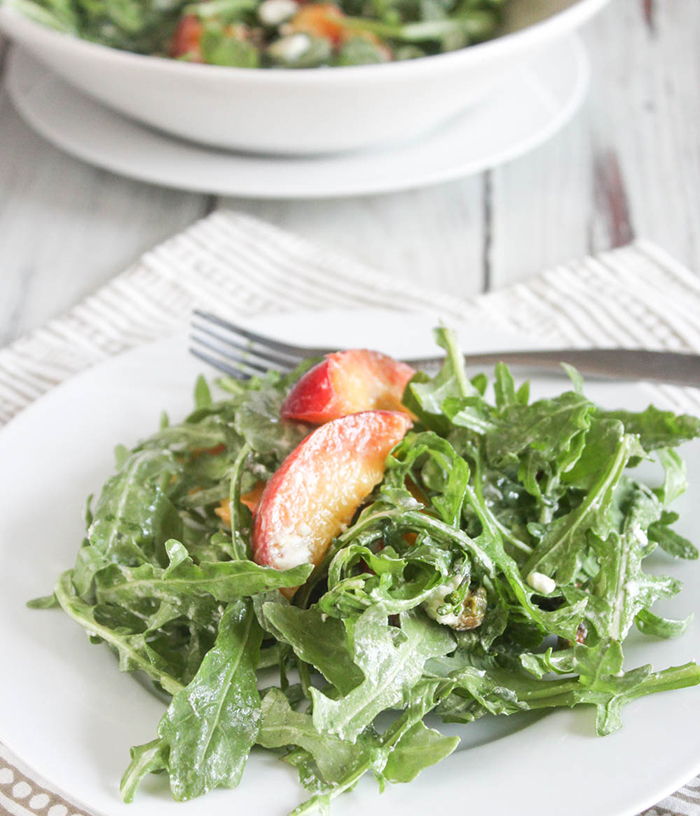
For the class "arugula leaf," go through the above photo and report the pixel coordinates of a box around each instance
[234,386,308,460]
[486,391,593,473]
[136,413,232,456]
[121,739,168,803]
[493,361,519,408]
[258,688,368,784]
[194,375,213,410]
[591,662,700,735]
[654,448,688,505]
[597,406,700,451]
[294,680,443,815]
[227,443,254,560]
[648,511,699,559]
[635,608,693,639]
[563,416,626,489]
[377,433,587,640]
[442,395,495,434]
[311,608,454,741]
[337,35,390,65]
[435,653,700,736]
[570,482,679,643]
[523,432,640,584]
[32,325,700,813]
[403,327,476,432]
[26,594,59,609]
[200,22,260,67]
[383,720,459,782]
[261,603,364,695]
[54,571,183,695]
[144,599,263,801]
[73,449,183,596]
[96,541,312,612]
[319,541,445,618]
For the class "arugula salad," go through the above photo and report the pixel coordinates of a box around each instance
[34,328,700,814]
[7,0,507,68]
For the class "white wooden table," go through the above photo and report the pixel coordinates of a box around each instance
[0,0,698,348]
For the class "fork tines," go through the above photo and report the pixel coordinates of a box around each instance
[190,310,329,380]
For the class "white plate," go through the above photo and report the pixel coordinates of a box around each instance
[6,37,589,199]
[0,309,699,816]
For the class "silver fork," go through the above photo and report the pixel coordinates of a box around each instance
[190,310,700,387]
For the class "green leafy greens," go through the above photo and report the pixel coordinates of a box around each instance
[34,328,700,813]
[5,0,508,68]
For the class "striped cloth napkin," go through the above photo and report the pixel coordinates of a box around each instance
[0,210,699,816]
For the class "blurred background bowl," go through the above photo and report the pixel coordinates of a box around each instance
[0,0,611,155]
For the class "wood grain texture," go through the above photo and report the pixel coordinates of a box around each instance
[0,0,698,346]
[587,0,699,268]
[223,0,700,292]
[641,0,655,35]
[488,107,596,287]
[0,92,207,343]
[222,178,486,300]
[487,0,700,287]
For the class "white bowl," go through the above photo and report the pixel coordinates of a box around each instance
[0,0,610,155]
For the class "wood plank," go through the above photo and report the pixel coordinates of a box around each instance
[0,93,207,344]
[221,175,487,300]
[487,5,612,289]
[591,0,700,272]
[489,0,700,289]
[0,0,698,334]
[488,107,595,288]
[0,35,7,88]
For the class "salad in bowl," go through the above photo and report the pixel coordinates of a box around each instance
[9,0,507,68]
[32,328,700,815]
[0,0,610,152]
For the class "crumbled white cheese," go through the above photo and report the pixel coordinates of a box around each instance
[526,571,557,595]
[268,33,310,63]
[273,529,312,569]
[250,461,269,477]
[430,609,462,628]
[258,0,298,26]
[631,524,648,546]
[423,576,463,627]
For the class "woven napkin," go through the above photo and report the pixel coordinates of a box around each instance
[1,210,699,816]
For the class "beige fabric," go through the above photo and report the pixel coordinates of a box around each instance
[0,211,698,816]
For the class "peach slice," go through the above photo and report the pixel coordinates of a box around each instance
[215,482,267,526]
[288,3,346,44]
[252,411,412,576]
[288,3,390,52]
[281,349,415,424]
[170,14,204,60]
[240,481,267,513]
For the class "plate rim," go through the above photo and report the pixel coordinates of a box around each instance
[6,38,589,199]
[1,308,699,816]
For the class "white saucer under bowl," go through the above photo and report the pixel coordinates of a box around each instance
[7,36,589,199]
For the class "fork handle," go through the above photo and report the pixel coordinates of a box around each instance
[405,349,700,388]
